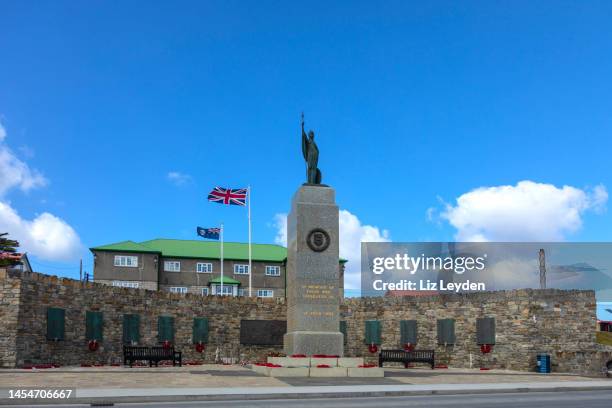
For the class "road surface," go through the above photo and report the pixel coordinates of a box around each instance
[12,390,612,408]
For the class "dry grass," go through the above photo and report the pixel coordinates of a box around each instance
[596,331,612,346]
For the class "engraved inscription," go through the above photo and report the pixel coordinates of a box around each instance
[303,310,335,318]
[303,284,335,300]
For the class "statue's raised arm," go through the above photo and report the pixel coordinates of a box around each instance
[301,115,308,161]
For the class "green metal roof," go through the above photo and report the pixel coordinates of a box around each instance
[208,276,241,285]
[91,238,348,263]
[90,240,160,254]
[91,239,287,262]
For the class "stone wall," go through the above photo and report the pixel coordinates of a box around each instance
[7,270,285,367]
[342,290,611,374]
[0,270,610,374]
[0,269,21,368]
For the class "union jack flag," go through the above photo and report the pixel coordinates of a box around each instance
[207,187,247,206]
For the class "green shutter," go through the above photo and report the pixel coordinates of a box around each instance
[158,316,174,343]
[192,317,209,344]
[400,320,417,345]
[364,320,381,345]
[123,314,140,344]
[85,311,103,341]
[476,317,496,345]
[437,319,456,345]
[46,307,65,341]
[339,320,347,344]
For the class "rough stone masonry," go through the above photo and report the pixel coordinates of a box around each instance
[0,268,610,374]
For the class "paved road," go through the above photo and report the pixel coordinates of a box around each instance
[12,390,612,407]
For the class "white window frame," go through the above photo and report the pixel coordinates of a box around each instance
[169,286,188,294]
[197,262,213,273]
[112,281,139,288]
[211,284,237,296]
[233,264,250,275]
[257,289,273,298]
[164,261,181,272]
[114,255,138,268]
[265,265,281,276]
[201,287,209,296]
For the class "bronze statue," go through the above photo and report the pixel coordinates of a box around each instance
[301,113,322,184]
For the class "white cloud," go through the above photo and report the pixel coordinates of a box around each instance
[273,210,390,289]
[0,202,83,261]
[0,121,83,261]
[439,180,608,241]
[166,171,192,186]
[0,123,47,196]
[273,213,287,247]
[487,258,539,289]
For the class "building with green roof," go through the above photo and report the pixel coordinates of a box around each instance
[91,238,346,298]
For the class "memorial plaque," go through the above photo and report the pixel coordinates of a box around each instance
[240,320,286,346]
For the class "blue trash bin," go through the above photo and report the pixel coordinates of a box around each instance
[536,353,551,373]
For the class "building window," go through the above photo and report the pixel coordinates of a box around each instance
[169,287,188,294]
[164,261,181,272]
[257,289,273,298]
[237,288,245,296]
[211,284,236,296]
[201,287,209,296]
[234,264,249,275]
[265,266,281,276]
[114,255,138,267]
[197,263,213,273]
[112,281,139,288]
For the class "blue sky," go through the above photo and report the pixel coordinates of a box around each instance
[1,1,612,288]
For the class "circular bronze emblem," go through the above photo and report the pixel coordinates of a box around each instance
[307,228,330,252]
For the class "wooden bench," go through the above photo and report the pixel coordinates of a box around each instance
[379,349,435,369]
[123,345,182,367]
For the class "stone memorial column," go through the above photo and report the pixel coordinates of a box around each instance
[284,184,343,356]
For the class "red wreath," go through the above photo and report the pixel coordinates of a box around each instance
[162,340,171,349]
[368,343,378,353]
[480,344,492,354]
[195,342,205,353]
[403,343,415,352]
[88,340,99,352]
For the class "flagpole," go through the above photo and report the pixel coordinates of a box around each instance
[248,185,252,297]
[220,223,224,296]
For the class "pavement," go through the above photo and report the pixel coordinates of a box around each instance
[10,391,612,408]
[0,365,610,405]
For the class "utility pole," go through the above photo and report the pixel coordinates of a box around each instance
[79,258,83,282]
[538,249,546,289]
